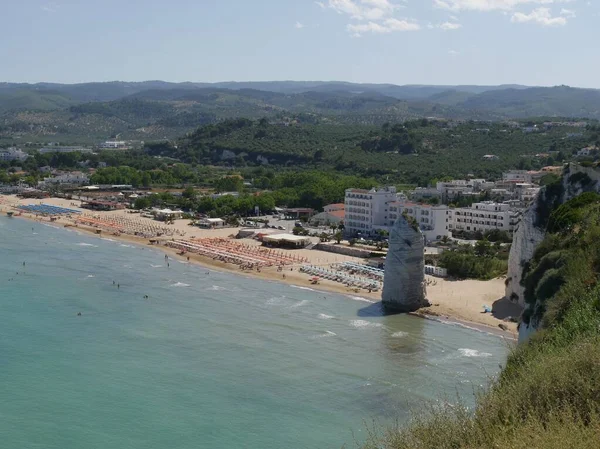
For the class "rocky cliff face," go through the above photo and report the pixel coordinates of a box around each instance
[505,163,600,340]
[382,215,428,313]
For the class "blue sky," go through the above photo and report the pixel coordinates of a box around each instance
[1,0,598,87]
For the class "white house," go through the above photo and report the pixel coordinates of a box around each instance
[577,146,596,157]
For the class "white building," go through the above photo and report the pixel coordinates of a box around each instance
[0,148,28,162]
[99,141,128,149]
[38,172,90,188]
[410,187,442,202]
[451,201,520,234]
[503,170,533,183]
[344,187,398,236]
[389,202,452,242]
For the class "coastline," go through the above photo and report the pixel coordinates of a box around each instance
[0,195,519,338]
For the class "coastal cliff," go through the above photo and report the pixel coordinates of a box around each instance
[365,164,600,449]
[505,163,600,339]
[382,215,428,313]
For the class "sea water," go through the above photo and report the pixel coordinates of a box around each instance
[0,217,510,449]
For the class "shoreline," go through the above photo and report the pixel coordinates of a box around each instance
[0,196,519,338]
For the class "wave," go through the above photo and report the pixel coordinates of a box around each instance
[391,331,408,338]
[76,242,98,247]
[346,295,376,303]
[170,282,190,287]
[290,299,310,308]
[349,319,383,329]
[86,275,95,278]
[318,313,334,320]
[120,244,134,248]
[290,285,315,291]
[266,296,286,305]
[101,238,115,242]
[210,285,225,291]
[150,264,163,268]
[458,348,493,358]
[311,330,337,339]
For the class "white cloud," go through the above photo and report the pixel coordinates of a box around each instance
[439,21,463,29]
[315,1,326,8]
[348,17,420,35]
[511,7,567,25]
[41,2,59,12]
[327,0,402,20]
[448,49,460,55]
[295,21,305,29]
[560,8,576,17]
[434,0,572,12]
[324,0,417,35]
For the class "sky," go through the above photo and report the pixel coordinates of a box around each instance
[1,0,599,87]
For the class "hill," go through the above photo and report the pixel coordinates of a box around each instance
[2,81,600,145]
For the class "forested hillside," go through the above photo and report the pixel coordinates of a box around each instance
[1,82,600,145]
[146,118,594,186]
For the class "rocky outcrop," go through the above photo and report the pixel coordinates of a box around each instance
[504,196,546,309]
[505,163,600,340]
[382,215,428,313]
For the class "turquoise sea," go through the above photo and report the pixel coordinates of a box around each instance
[0,217,509,449]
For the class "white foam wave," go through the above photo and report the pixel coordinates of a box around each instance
[458,348,492,358]
[391,331,408,338]
[318,313,334,320]
[150,264,163,268]
[76,242,98,247]
[266,296,286,305]
[120,244,134,248]
[290,285,315,291]
[347,295,375,303]
[86,275,95,278]
[170,282,190,287]
[210,285,225,291]
[291,299,310,308]
[311,330,337,339]
[349,319,383,329]
[101,238,115,242]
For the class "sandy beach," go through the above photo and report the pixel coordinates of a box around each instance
[0,194,520,337]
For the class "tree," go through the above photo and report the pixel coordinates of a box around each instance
[182,186,196,200]
[134,197,151,210]
[334,231,343,244]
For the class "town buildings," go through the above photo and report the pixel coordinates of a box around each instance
[0,148,28,162]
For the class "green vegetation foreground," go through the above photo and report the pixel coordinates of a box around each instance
[363,191,600,449]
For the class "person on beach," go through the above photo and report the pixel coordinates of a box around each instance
[117,284,120,289]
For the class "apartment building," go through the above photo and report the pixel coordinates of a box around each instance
[451,201,520,233]
[389,202,452,242]
[344,186,398,236]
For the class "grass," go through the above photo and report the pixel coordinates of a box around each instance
[362,292,600,449]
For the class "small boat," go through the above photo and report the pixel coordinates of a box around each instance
[6,211,14,217]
